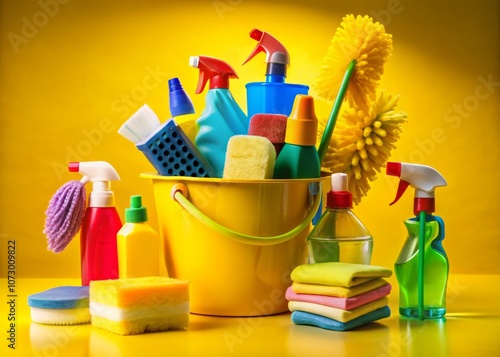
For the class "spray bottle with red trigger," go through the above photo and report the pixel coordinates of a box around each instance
[243,28,309,118]
[190,55,249,177]
[69,161,122,286]
[386,162,448,320]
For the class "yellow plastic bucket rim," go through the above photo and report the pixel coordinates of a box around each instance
[141,173,325,246]
[140,172,326,184]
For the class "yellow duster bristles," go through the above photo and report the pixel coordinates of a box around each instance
[319,90,407,205]
[314,14,393,110]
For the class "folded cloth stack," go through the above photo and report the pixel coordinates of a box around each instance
[287,262,393,331]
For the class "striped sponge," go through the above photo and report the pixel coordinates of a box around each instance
[28,286,90,325]
[89,277,189,335]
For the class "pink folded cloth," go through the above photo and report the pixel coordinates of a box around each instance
[286,283,391,310]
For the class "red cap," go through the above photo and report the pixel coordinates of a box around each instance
[68,162,80,172]
[414,198,435,215]
[328,173,352,209]
[327,191,352,209]
[189,56,238,94]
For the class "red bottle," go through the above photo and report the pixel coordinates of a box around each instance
[69,162,122,286]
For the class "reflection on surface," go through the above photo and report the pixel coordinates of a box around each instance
[397,317,447,356]
[30,322,90,357]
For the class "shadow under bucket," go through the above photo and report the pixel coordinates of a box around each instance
[141,174,327,316]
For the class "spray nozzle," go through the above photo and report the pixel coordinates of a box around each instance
[68,161,120,208]
[386,162,447,214]
[189,56,238,94]
[243,28,289,81]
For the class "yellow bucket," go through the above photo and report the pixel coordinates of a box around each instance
[141,174,325,316]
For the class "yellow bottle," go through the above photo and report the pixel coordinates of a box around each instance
[117,195,160,278]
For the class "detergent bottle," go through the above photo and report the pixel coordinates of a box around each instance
[243,28,309,118]
[307,173,373,264]
[168,77,198,143]
[273,95,320,179]
[386,162,448,320]
[190,55,249,177]
[117,195,160,278]
[70,161,122,286]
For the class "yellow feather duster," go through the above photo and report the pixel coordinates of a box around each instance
[319,90,407,205]
[314,14,393,110]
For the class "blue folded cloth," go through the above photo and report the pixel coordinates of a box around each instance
[291,306,390,331]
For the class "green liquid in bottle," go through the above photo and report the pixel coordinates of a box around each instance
[395,219,448,319]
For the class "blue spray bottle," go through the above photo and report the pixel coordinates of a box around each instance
[190,56,249,177]
[386,162,448,320]
[243,28,309,118]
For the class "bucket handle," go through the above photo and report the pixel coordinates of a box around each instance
[171,183,321,246]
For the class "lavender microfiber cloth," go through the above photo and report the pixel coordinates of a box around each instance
[291,306,391,331]
[43,180,86,253]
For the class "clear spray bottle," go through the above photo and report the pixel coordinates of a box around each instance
[386,162,448,320]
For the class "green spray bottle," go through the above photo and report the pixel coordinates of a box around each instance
[386,162,448,320]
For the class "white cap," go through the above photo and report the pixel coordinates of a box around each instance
[331,173,349,192]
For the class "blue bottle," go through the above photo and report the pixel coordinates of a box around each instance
[190,56,249,177]
[243,28,309,118]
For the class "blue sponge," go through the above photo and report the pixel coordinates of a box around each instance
[28,286,90,325]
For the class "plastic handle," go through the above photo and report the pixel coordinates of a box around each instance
[318,59,356,164]
[171,183,321,246]
[389,179,410,205]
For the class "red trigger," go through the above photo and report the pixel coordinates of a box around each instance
[390,180,410,205]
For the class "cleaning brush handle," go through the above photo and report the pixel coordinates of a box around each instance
[318,59,357,164]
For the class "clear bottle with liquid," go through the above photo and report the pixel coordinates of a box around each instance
[307,173,373,264]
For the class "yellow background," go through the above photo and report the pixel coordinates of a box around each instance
[0,0,498,278]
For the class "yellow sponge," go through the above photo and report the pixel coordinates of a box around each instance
[223,135,276,180]
[89,277,189,335]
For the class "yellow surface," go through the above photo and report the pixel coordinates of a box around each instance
[1,275,499,356]
[0,1,499,275]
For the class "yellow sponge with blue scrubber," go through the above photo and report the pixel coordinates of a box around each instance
[89,277,189,335]
[223,135,276,180]
[28,286,90,325]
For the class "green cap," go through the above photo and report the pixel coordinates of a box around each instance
[125,195,148,223]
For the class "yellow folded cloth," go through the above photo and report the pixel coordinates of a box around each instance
[292,278,389,298]
[288,296,389,323]
[291,262,392,287]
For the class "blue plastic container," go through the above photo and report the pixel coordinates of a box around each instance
[246,82,309,118]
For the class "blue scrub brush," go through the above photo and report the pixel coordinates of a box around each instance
[118,79,216,177]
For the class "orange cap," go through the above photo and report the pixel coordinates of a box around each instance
[284,95,318,146]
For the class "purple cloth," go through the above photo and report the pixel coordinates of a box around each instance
[43,180,86,253]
